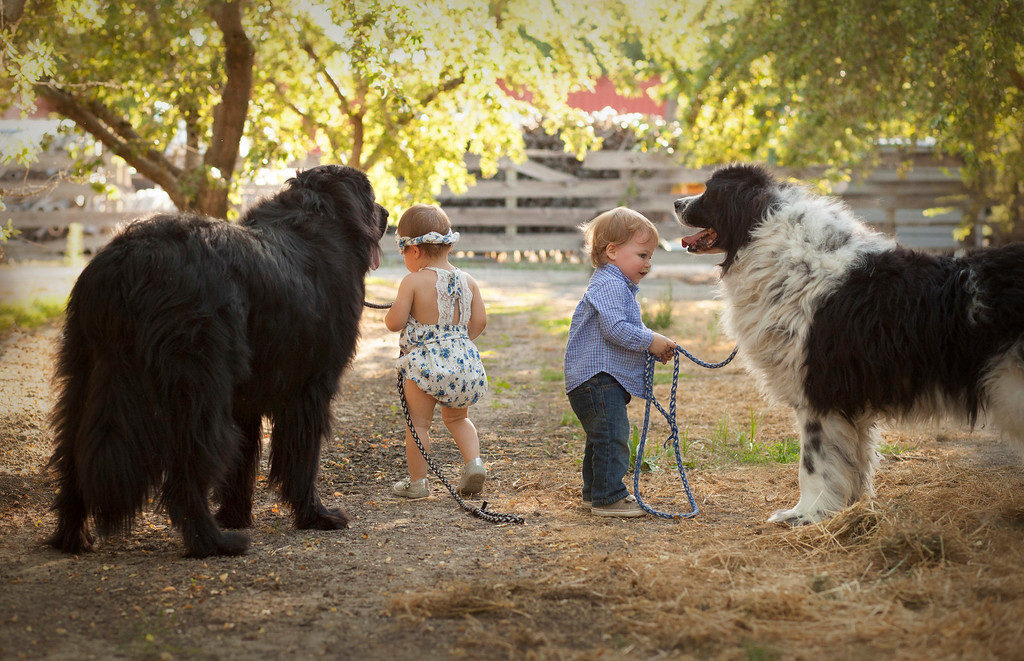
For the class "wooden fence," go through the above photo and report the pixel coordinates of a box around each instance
[4,147,975,259]
[436,146,975,254]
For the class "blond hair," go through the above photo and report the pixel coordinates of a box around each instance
[397,204,453,257]
[580,207,659,268]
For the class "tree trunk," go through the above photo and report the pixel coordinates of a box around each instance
[1,0,28,25]
[195,0,254,218]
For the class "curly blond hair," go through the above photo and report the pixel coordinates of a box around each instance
[580,207,659,268]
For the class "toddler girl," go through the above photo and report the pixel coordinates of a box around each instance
[384,204,488,499]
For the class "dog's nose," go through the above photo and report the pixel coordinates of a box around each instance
[674,196,695,214]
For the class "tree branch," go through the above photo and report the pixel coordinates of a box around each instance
[35,83,185,206]
[350,110,364,169]
[80,96,181,176]
[301,41,354,116]
[183,105,201,171]
[272,80,311,121]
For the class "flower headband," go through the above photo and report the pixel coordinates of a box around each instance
[396,230,460,250]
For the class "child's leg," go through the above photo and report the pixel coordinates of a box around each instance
[442,405,486,495]
[568,373,630,507]
[402,380,437,481]
[440,406,480,463]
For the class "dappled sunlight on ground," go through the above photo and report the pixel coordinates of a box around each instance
[1,263,1022,658]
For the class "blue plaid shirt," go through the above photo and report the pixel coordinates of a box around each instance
[564,264,655,399]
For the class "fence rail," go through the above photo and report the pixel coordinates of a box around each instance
[5,148,976,258]
[439,147,974,253]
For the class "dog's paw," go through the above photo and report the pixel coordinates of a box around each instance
[184,530,250,558]
[767,507,825,526]
[47,526,95,554]
[295,507,349,530]
[214,507,254,529]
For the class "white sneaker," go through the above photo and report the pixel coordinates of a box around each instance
[392,477,429,499]
[457,458,487,495]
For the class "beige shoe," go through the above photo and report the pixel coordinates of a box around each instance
[393,477,429,499]
[457,458,487,495]
[591,494,645,518]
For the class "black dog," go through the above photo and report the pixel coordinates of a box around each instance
[48,165,388,557]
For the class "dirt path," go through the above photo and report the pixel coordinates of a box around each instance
[2,266,1024,659]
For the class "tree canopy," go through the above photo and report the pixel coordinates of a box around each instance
[3,0,1022,240]
[1,0,641,217]
[639,0,1024,242]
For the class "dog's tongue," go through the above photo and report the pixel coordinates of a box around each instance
[370,244,381,270]
[681,229,708,251]
[680,227,718,252]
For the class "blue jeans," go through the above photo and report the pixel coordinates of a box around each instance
[567,372,631,507]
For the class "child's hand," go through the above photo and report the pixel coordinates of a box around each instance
[648,333,677,364]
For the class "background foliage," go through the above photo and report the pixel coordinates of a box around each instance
[633,0,1024,242]
[2,0,1022,239]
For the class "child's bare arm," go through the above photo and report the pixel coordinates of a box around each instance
[384,276,416,332]
[467,277,487,340]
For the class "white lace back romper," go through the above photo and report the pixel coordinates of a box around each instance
[396,267,488,409]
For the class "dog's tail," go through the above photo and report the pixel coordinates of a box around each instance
[50,289,168,536]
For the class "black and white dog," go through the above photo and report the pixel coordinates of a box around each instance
[675,164,1024,524]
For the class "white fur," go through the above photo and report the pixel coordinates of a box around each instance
[720,186,892,411]
[983,343,1024,448]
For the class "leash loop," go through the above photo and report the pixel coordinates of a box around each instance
[632,344,737,519]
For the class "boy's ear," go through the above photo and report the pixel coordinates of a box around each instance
[605,243,618,261]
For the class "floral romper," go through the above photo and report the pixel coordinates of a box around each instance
[396,267,488,408]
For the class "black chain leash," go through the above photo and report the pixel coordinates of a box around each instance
[363,300,393,309]
[396,372,525,525]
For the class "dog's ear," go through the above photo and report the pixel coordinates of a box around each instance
[291,165,383,244]
[712,164,778,274]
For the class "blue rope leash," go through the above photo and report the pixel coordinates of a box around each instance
[632,344,738,519]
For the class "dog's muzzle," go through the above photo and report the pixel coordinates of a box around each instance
[673,195,699,218]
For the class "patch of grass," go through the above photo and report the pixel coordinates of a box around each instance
[743,641,782,661]
[641,285,674,332]
[652,369,692,385]
[879,440,918,457]
[560,409,580,427]
[765,437,800,463]
[540,366,563,382]
[699,410,800,465]
[488,333,513,349]
[732,409,765,463]
[488,302,552,317]
[0,296,67,333]
[536,316,572,337]
[488,377,513,394]
[629,424,682,472]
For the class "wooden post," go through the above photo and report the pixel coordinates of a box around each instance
[505,167,517,238]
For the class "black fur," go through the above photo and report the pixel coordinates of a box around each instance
[48,165,388,557]
[805,245,1024,421]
